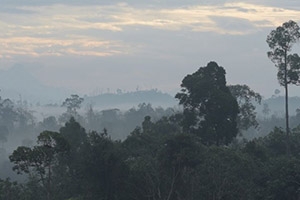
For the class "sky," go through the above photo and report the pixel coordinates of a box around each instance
[1,0,300,101]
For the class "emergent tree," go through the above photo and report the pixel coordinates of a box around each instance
[175,61,239,146]
[62,94,84,116]
[266,20,300,155]
[9,131,69,200]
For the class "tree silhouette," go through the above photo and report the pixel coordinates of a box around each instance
[266,20,300,155]
[176,61,239,145]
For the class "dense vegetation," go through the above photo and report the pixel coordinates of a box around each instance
[3,115,300,200]
[1,20,300,200]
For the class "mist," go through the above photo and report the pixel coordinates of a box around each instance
[2,0,300,199]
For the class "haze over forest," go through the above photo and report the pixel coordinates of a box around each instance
[1,0,300,100]
[2,1,300,200]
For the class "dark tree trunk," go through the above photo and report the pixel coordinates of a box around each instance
[284,49,291,156]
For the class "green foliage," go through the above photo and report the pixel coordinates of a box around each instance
[9,131,69,200]
[7,58,300,200]
[176,61,239,145]
[0,99,17,136]
[83,103,176,140]
[257,156,300,200]
[193,147,256,200]
[267,20,300,86]
[60,94,84,124]
[267,20,300,155]
[62,94,84,114]
[80,131,128,200]
[9,146,34,175]
[264,127,287,157]
[123,116,203,200]
[53,118,88,199]
[8,111,300,200]
[59,117,87,151]
[0,178,23,200]
[243,139,268,161]
[159,133,202,169]
[229,84,262,131]
[0,97,36,142]
[38,116,59,132]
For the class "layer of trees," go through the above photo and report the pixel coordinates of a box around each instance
[4,116,300,199]
[0,61,279,200]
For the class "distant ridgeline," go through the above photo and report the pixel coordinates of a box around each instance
[83,89,178,109]
[257,96,300,117]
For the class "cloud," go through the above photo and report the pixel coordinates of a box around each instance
[210,16,257,35]
[0,37,126,58]
[0,2,300,59]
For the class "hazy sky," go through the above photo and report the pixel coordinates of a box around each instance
[1,0,300,99]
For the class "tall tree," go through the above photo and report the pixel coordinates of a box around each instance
[9,131,69,200]
[62,94,84,112]
[59,94,84,125]
[175,61,239,145]
[80,131,128,200]
[266,20,300,155]
[55,118,88,199]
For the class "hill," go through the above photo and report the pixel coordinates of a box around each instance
[83,89,178,110]
[0,64,69,104]
[257,96,300,117]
